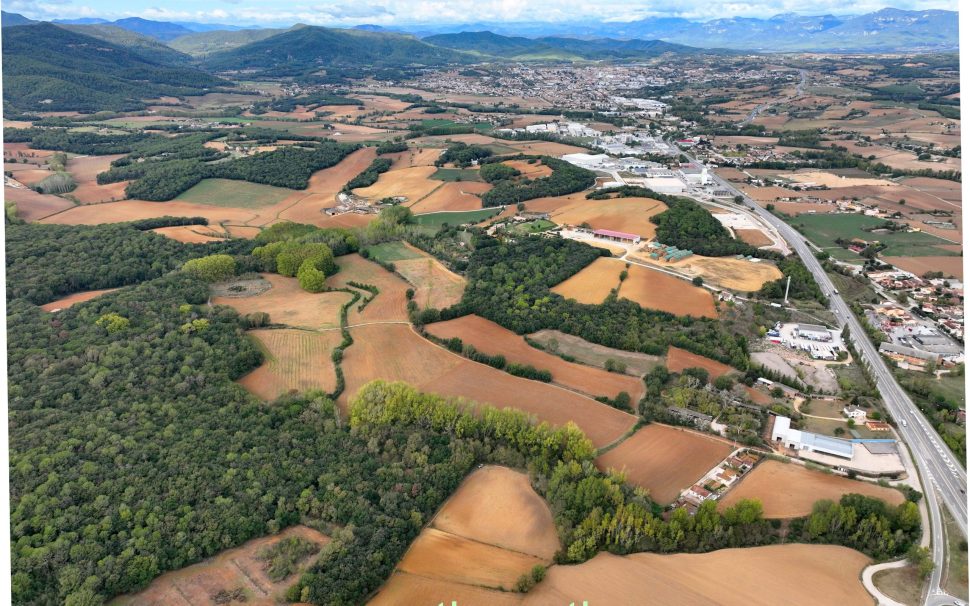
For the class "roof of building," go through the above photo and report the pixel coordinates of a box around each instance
[593,228,640,240]
[798,431,854,458]
[879,342,942,361]
[797,323,830,334]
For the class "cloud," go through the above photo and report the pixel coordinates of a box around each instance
[312,3,393,19]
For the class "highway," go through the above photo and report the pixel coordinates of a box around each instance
[698,165,967,603]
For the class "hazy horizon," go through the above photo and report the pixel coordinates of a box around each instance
[3,0,960,29]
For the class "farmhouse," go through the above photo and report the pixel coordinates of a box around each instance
[666,406,713,429]
[594,229,641,245]
[843,406,867,421]
[770,415,854,460]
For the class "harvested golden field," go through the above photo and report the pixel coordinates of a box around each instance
[340,324,636,448]
[551,256,622,304]
[384,146,443,169]
[394,528,546,589]
[736,228,774,247]
[225,225,263,238]
[393,243,466,309]
[66,154,128,203]
[326,254,411,323]
[506,140,587,156]
[666,346,734,378]
[5,186,75,221]
[884,256,963,279]
[425,314,644,401]
[408,181,490,213]
[369,574,522,606]
[504,159,553,178]
[433,466,560,558]
[276,147,379,224]
[238,329,342,400]
[596,424,733,504]
[790,171,891,188]
[630,252,782,292]
[618,263,717,318]
[522,544,873,606]
[151,225,226,243]
[213,273,350,330]
[370,466,558,602]
[40,288,118,312]
[110,525,328,606]
[353,165,440,203]
[40,199,259,226]
[719,460,906,518]
[548,196,667,238]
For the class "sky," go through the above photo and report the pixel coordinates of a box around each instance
[4,0,959,27]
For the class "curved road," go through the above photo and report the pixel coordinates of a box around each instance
[696,161,966,605]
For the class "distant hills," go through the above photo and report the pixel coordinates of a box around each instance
[424,31,720,60]
[2,22,226,112]
[200,26,475,72]
[169,27,290,56]
[413,9,959,53]
[58,24,191,64]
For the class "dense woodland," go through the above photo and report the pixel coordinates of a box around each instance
[425,237,752,369]
[481,157,596,207]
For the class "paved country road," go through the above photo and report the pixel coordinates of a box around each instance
[686,153,966,605]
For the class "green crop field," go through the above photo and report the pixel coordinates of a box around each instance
[365,241,423,263]
[510,219,556,235]
[175,178,292,208]
[413,208,500,227]
[790,213,957,257]
[431,168,483,182]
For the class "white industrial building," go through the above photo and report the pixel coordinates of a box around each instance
[771,416,854,460]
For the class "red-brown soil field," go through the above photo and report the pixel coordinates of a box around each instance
[718,460,906,518]
[326,254,411,323]
[618,263,718,318]
[596,424,734,504]
[426,314,644,401]
[340,324,637,447]
[40,288,119,312]
[666,346,734,378]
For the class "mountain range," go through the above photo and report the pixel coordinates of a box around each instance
[422,31,718,60]
[1,8,958,53]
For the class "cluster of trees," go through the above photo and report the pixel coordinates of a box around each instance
[479,162,522,183]
[256,536,321,582]
[182,254,237,283]
[757,256,825,303]
[650,195,758,257]
[375,141,409,154]
[430,333,553,381]
[252,241,338,292]
[343,157,392,191]
[789,494,921,560]
[431,237,751,369]
[6,222,252,305]
[252,91,362,114]
[5,128,154,155]
[481,157,596,208]
[436,142,494,168]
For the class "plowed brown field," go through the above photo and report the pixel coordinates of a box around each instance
[213,273,350,330]
[596,424,733,504]
[425,314,644,401]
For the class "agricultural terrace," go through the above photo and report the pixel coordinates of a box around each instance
[339,324,637,447]
[213,273,350,331]
[521,545,874,606]
[425,314,644,401]
[238,329,342,401]
[371,466,559,600]
[110,525,329,606]
[789,213,958,258]
[718,460,906,518]
[40,288,118,312]
[596,424,734,504]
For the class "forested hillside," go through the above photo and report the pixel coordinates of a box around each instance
[2,23,227,112]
